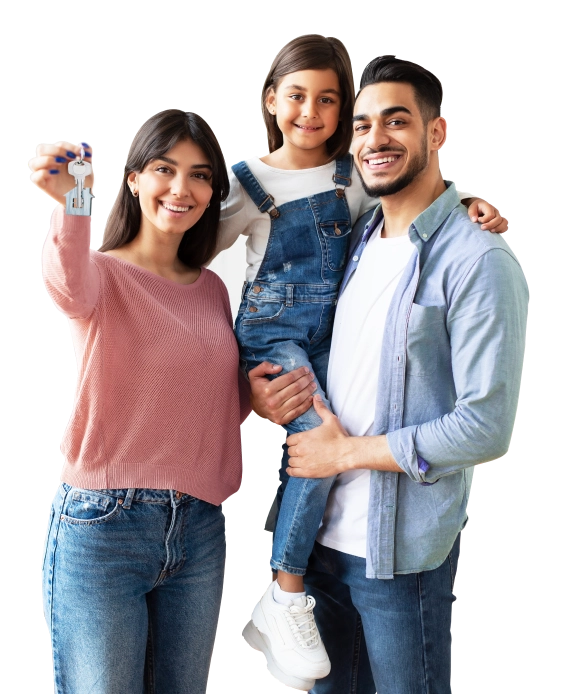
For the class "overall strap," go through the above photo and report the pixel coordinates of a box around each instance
[332,152,353,198]
[231,161,280,219]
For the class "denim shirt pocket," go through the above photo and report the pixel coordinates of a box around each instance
[318,221,352,271]
[407,303,449,376]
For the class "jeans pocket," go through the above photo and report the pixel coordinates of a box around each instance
[42,505,55,572]
[241,299,286,324]
[61,488,123,525]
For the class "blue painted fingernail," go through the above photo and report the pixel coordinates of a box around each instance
[49,169,60,174]
[55,156,66,163]
[84,152,92,157]
[66,151,76,159]
[81,142,90,148]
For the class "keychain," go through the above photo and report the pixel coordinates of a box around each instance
[65,147,94,215]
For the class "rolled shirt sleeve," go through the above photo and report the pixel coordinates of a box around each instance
[387,247,529,484]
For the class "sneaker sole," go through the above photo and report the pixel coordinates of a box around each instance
[242,620,315,691]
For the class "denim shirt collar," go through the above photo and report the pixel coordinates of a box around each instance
[409,181,459,246]
[341,181,458,298]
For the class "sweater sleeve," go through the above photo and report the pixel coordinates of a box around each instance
[215,274,252,423]
[211,172,252,261]
[42,205,100,319]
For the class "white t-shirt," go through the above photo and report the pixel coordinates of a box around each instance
[216,157,378,281]
[316,221,414,558]
[216,157,471,282]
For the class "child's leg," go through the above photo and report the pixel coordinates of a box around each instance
[271,448,335,584]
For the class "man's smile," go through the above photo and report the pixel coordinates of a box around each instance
[362,153,403,171]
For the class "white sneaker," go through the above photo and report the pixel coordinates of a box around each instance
[242,581,330,691]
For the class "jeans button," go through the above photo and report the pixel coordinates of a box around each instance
[175,491,182,499]
[249,306,258,313]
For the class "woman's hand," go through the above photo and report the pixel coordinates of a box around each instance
[29,142,93,205]
[463,197,508,233]
[248,362,317,425]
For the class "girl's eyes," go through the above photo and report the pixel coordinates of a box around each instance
[155,165,172,174]
[287,95,336,104]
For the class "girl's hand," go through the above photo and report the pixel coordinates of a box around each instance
[464,197,508,233]
[29,141,93,205]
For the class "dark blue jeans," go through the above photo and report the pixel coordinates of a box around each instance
[305,535,461,694]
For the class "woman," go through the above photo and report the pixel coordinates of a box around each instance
[29,110,276,694]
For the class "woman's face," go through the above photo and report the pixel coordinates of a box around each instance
[129,139,213,237]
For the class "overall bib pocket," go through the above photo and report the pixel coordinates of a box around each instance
[319,221,352,271]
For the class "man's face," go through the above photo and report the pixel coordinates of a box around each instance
[352,82,431,197]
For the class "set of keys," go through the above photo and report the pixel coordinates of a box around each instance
[65,147,94,216]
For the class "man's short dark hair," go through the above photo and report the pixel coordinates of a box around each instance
[359,55,443,124]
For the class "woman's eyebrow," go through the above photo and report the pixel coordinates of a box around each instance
[154,156,212,170]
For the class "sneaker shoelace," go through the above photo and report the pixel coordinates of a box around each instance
[285,596,320,649]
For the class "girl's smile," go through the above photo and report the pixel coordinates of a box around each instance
[265,69,341,166]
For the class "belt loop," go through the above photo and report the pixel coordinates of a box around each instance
[286,284,294,308]
[122,488,135,509]
[241,281,248,302]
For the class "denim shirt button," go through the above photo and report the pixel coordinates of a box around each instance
[422,233,428,238]
[353,255,359,262]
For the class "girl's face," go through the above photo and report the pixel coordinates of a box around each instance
[128,139,213,237]
[267,69,341,156]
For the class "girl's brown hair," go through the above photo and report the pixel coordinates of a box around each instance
[262,35,355,162]
[100,110,229,268]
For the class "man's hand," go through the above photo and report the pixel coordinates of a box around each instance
[286,396,351,478]
[248,362,317,425]
[287,396,403,478]
[463,197,508,233]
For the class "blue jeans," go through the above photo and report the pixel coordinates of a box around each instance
[43,484,226,694]
[267,441,335,574]
[232,155,354,576]
[305,535,461,694]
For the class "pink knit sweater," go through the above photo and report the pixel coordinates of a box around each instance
[43,206,250,505]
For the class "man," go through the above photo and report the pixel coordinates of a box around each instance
[252,56,528,693]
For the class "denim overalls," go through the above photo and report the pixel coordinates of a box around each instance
[233,155,353,576]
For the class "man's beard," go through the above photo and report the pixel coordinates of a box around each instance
[357,139,429,198]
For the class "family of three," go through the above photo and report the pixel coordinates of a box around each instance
[30,34,528,694]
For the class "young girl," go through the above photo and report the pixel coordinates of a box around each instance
[216,35,507,691]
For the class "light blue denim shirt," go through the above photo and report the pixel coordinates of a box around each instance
[341,182,528,579]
